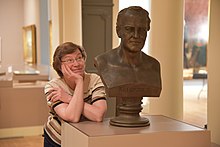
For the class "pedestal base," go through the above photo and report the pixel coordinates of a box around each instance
[110,115,150,127]
[61,115,211,147]
[111,97,147,127]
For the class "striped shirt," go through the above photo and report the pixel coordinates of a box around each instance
[44,72,106,145]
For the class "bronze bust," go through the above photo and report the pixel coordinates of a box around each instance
[94,6,162,127]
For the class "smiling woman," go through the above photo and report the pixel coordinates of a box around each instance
[43,42,107,146]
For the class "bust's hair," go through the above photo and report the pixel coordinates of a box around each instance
[116,6,151,31]
[53,42,87,77]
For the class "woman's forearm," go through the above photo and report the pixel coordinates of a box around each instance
[82,100,107,122]
[64,81,84,122]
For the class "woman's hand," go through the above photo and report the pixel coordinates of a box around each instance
[61,64,83,86]
[47,87,72,103]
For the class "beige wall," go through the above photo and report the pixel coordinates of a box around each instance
[62,0,82,45]
[0,0,43,66]
[148,0,184,120]
[0,0,24,66]
[50,0,62,54]
[23,0,39,26]
[208,0,220,144]
[0,0,42,66]
[0,86,48,129]
[112,0,119,48]
[23,0,41,64]
[49,0,82,79]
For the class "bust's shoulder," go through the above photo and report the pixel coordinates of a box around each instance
[95,48,118,60]
[94,48,119,67]
[142,52,160,65]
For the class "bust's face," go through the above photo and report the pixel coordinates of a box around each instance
[118,13,149,53]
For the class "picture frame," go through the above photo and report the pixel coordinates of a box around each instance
[49,20,53,64]
[23,25,37,64]
[0,36,1,62]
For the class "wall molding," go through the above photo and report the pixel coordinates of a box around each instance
[0,125,44,139]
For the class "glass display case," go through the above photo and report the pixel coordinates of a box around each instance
[0,64,49,87]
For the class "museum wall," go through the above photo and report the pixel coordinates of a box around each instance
[0,0,24,66]
[147,0,184,120]
[208,0,220,144]
[112,0,119,48]
[0,0,41,66]
[0,0,47,138]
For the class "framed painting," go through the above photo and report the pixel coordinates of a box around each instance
[0,36,1,62]
[49,20,53,64]
[23,25,36,64]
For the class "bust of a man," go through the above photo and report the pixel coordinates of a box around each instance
[94,6,162,98]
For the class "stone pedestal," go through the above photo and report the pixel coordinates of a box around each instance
[61,115,211,147]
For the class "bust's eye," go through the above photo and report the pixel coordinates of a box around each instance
[124,26,134,32]
[138,28,147,33]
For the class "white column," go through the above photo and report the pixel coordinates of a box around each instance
[207,0,220,144]
[50,0,82,46]
[146,0,184,120]
[39,0,50,65]
[50,0,82,79]
[50,0,63,51]
[62,0,82,45]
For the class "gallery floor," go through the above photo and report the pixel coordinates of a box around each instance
[0,79,214,146]
[183,79,207,128]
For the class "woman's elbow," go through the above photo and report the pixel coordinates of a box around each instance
[94,111,106,122]
[94,116,103,122]
[93,118,103,122]
[70,118,80,123]
[65,115,80,123]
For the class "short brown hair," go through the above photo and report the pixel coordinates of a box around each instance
[116,6,151,31]
[52,42,87,77]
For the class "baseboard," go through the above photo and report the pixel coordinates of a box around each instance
[0,125,44,139]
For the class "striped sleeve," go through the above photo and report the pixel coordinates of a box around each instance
[90,74,106,103]
[44,80,63,110]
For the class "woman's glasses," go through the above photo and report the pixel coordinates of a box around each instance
[61,56,84,64]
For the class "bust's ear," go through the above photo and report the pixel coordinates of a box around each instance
[116,26,122,38]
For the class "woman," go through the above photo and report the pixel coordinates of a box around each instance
[43,42,107,147]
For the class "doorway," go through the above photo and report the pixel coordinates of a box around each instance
[183,0,209,128]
